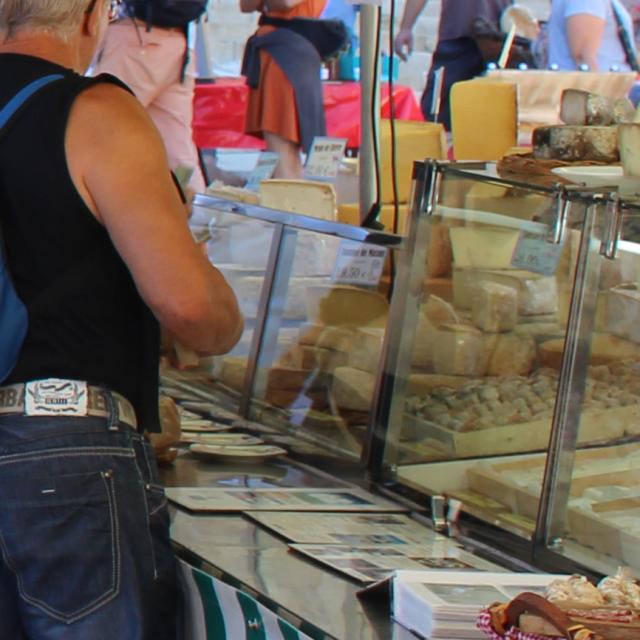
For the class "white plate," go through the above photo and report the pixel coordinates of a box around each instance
[550,165,624,187]
[180,421,234,434]
[189,444,287,463]
[182,433,263,446]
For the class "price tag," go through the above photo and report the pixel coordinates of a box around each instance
[304,137,347,180]
[511,230,563,276]
[331,241,387,286]
[245,153,279,190]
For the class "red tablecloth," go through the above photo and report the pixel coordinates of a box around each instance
[192,78,423,150]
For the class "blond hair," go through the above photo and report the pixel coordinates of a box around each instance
[0,0,92,38]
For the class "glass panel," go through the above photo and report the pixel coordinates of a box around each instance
[381,162,589,540]
[160,203,276,414]
[162,196,399,464]
[248,228,391,461]
[553,201,640,574]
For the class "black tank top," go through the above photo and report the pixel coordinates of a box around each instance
[0,54,160,433]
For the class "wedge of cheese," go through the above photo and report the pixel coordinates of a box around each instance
[560,89,614,126]
[305,285,389,327]
[349,327,384,373]
[450,79,518,161]
[259,179,337,220]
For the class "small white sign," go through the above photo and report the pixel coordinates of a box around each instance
[25,379,88,416]
[245,153,279,190]
[511,230,563,277]
[331,240,387,286]
[304,137,347,180]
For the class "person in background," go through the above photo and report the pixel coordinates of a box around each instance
[0,0,243,637]
[393,0,512,131]
[240,0,328,178]
[548,0,637,71]
[93,0,208,192]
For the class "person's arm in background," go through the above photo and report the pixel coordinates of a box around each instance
[240,0,305,11]
[566,12,605,69]
[393,0,427,61]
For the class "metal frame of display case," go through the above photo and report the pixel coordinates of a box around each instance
[365,160,630,577]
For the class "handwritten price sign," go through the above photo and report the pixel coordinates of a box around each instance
[511,230,563,276]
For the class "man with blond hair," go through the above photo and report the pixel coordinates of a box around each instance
[0,0,243,637]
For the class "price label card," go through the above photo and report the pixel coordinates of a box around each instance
[245,153,279,190]
[304,137,347,180]
[511,230,563,276]
[331,241,387,286]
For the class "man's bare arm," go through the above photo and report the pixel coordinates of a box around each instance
[65,82,243,354]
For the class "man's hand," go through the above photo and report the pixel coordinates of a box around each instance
[394,27,414,61]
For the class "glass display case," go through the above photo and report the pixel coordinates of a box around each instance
[163,165,640,579]
[162,194,402,462]
[369,160,640,577]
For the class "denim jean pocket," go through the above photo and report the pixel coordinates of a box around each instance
[0,468,120,623]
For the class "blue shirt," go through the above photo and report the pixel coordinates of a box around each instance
[548,0,635,71]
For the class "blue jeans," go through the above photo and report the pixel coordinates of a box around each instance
[0,406,179,639]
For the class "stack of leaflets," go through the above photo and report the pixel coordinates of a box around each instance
[390,570,567,639]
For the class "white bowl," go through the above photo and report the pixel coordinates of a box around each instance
[550,165,624,188]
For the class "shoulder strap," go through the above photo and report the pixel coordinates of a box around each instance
[0,73,65,136]
[611,1,640,72]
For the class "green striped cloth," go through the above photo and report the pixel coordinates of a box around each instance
[179,559,314,640]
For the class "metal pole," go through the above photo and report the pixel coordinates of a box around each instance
[359,4,381,224]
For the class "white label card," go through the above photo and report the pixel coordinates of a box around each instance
[511,230,563,277]
[25,379,88,416]
[331,240,387,286]
[304,137,347,180]
[245,153,279,190]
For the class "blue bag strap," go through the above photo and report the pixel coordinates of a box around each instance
[0,73,65,131]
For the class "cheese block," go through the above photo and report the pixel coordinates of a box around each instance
[316,326,355,351]
[532,125,619,163]
[471,281,518,333]
[453,268,558,316]
[216,356,248,391]
[299,345,348,373]
[305,284,389,327]
[380,119,447,204]
[449,227,521,270]
[427,223,453,278]
[450,79,517,161]
[618,122,640,177]
[432,324,490,377]
[560,89,614,126]
[259,179,337,220]
[614,97,635,123]
[412,295,460,368]
[605,284,640,343]
[487,333,536,376]
[349,327,384,373]
[332,367,375,411]
[205,181,260,204]
[539,334,640,369]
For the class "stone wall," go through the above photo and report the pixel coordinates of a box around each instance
[200,0,551,93]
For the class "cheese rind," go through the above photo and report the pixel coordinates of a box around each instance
[532,125,619,163]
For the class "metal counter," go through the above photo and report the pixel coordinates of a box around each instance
[162,453,417,640]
